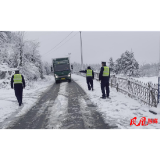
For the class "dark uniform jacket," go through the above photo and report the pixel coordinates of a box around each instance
[11,74,26,89]
[99,66,110,81]
[79,70,94,79]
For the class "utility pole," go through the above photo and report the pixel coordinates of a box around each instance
[80,31,83,70]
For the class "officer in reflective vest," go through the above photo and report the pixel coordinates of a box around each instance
[79,66,94,91]
[99,62,110,99]
[11,70,25,106]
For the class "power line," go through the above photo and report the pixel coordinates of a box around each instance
[53,32,79,52]
[49,32,79,53]
[45,31,73,54]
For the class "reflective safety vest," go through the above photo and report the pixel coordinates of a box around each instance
[86,69,92,77]
[103,66,109,76]
[14,74,22,84]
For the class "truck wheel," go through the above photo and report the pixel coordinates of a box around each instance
[56,80,58,84]
[68,79,71,83]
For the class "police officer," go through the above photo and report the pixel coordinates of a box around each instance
[99,62,110,99]
[79,66,94,91]
[11,70,25,106]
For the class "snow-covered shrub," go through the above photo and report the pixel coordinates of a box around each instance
[0,79,11,89]
[43,61,51,75]
[19,62,41,81]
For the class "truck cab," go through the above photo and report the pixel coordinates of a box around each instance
[52,57,72,83]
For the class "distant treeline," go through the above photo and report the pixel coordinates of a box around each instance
[139,63,159,77]
[72,50,159,77]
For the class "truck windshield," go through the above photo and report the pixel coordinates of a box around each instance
[54,64,70,72]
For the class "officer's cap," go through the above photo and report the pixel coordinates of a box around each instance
[15,70,19,74]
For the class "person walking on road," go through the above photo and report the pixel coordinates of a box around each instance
[99,62,110,99]
[11,70,25,106]
[79,66,94,91]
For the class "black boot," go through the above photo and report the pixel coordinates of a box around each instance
[19,102,22,106]
[100,96,106,99]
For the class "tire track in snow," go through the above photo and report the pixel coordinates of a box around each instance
[60,80,117,129]
[60,81,85,129]
[46,82,68,129]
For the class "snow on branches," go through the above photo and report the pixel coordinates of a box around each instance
[0,31,50,82]
[109,50,139,77]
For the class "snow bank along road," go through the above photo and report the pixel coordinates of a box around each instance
[72,74,160,129]
[5,80,117,129]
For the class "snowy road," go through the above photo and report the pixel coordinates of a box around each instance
[1,74,159,129]
[5,80,117,129]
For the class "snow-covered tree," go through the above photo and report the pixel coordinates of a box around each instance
[114,58,122,74]
[120,50,139,76]
[113,50,139,76]
[0,31,49,81]
[0,31,12,44]
[0,32,12,64]
[108,57,115,73]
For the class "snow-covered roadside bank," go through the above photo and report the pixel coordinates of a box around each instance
[0,75,55,126]
[109,75,158,85]
[134,76,158,84]
[72,74,160,129]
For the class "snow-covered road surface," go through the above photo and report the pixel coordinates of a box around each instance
[1,74,159,129]
[1,76,116,129]
[8,82,60,129]
[59,80,116,129]
[0,75,55,128]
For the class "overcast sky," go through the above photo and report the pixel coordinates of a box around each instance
[25,31,160,65]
